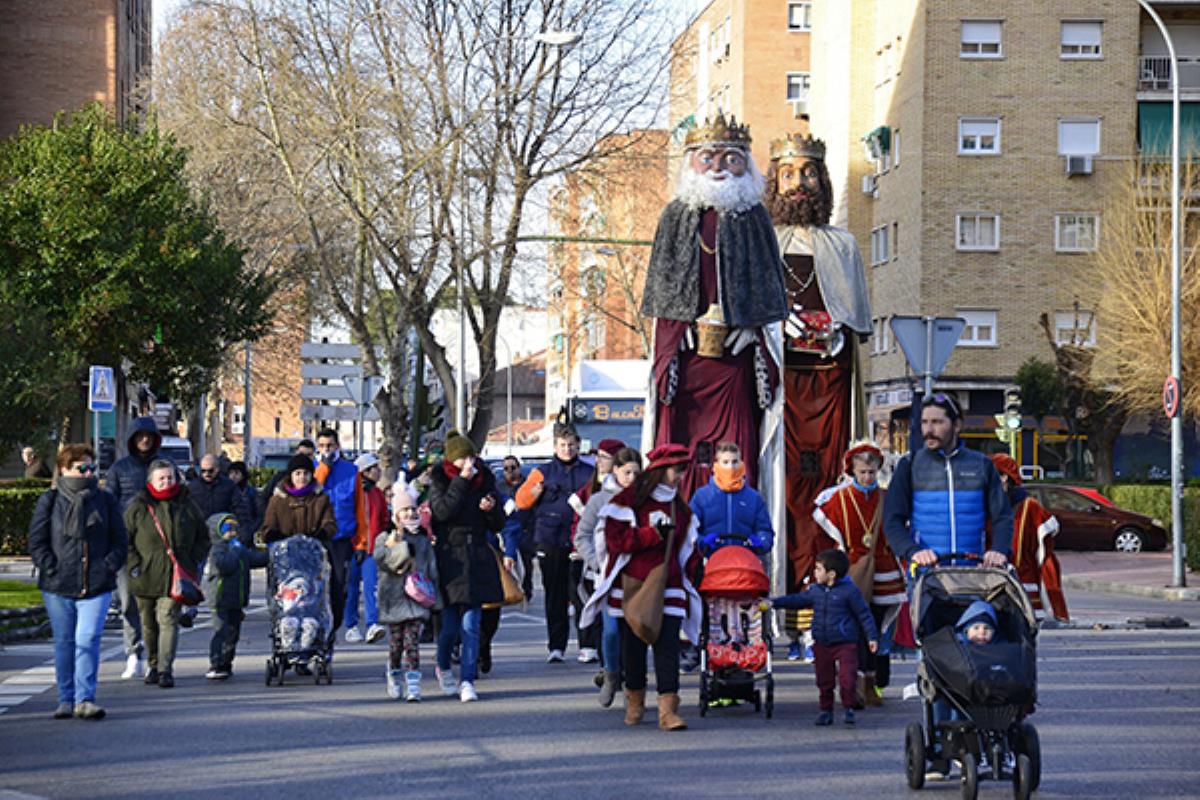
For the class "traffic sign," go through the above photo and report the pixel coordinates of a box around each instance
[343,375,384,406]
[1163,375,1181,419]
[88,366,115,413]
[890,316,967,385]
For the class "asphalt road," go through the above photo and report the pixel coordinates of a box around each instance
[1,580,1198,800]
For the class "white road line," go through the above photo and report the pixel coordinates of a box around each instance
[0,695,34,706]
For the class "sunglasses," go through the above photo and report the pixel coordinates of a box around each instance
[72,463,97,474]
[200,468,218,475]
[922,392,961,418]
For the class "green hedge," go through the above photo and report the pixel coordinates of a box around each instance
[1102,484,1200,570]
[248,467,274,488]
[0,487,46,556]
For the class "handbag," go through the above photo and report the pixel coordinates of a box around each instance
[404,570,438,608]
[483,545,525,609]
[844,492,882,605]
[147,504,204,606]
[620,500,679,645]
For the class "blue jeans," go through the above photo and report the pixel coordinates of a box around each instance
[344,552,378,630]
[43,591,112,705]
[437,604,481,683]
[602,610,621,673]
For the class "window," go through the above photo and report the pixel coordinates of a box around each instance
[892,221,899,259]
[1058,118,1100,155]
[788,2,812,32]
[1055,213,1100,252]
[1061,21,1102,59]
[787,72,811,103]
[893,128,901,167]
[870,225,890,266]
[1054,309,1096,346]
[961,20,1002,58]
[956,213,1000,251]
[232,404,246,436]
[959,117,1001,155]
[871,316,892,355]
[956,310,998,347]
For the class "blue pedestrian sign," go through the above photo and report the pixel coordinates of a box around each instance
[88,366,115,413]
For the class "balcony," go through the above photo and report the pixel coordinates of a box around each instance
[1138,55,1200,94]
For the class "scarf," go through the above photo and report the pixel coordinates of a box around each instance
[146,482,181,501]
[852,478,877,496]
[285,481,316,497]
[443,460,484,489]
[56,476,97,540]
[713,463,746,493]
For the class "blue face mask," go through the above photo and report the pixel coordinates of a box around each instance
[852,478,876,495]
[320,448,339,464]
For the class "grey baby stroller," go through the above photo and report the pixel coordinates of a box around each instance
[904,554,1041,800]
[265,535,334,686]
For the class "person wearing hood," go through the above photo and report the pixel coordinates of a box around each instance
[226,461,260,533]
[105,416,164,681]
[123,459,208,688]
[260,454,338,543]
[180,454,255,629]
[28,444,127,720]
[956,600,999,645]
[202,513,268,680]
[573,446,642,707]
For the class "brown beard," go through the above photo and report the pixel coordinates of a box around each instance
[764,162,833,227]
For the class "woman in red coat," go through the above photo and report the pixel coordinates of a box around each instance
[581,444,701,731]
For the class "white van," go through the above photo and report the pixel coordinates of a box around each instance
[159,436,195,476]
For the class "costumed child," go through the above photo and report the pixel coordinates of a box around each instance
[375,489,440,701]
[813,441,905,706]
[581,443,701,732]
[989,454,1069,623]
[690,441,774,559]
[770,548,878,726]
[203,513,269,680]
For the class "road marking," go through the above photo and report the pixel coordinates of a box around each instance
[0,695,34,706]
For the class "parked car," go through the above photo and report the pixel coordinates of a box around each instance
[1024,484,1168,552]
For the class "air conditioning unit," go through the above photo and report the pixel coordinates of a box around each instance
[861,174,878,196]
[1066,155,1094,175]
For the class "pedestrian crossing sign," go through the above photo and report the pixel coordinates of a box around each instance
[88,365,115,413]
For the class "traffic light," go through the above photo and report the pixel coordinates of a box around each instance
[993,414,1013,445]
[1003,389,1022,431]
[425,400,445,433]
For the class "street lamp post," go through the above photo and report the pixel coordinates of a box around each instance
[497,335,514,452]
[1137,0,1185,588]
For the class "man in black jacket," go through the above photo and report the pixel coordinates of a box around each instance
[105,416,162,679]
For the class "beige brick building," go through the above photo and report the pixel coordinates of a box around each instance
[808,0,1192,459]
[0,0,151,138]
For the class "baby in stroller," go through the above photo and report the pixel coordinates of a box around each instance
[265,535,334,685]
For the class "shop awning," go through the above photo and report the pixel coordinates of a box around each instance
[1138,101,1200,157]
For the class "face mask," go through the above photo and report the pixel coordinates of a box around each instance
[401,516,421,532]
[321,448,339,464]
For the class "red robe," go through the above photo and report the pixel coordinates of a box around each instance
[1011,496,1069,621]
[813,483,905,604]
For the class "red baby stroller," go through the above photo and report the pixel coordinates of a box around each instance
[697,546,774,718]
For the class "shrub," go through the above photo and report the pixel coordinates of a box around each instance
[248,467,274,488]
[1103,484,1200,570]
[0,487,47,556]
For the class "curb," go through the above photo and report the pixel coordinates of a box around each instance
[0,559,33,575]
[1062,575,1200,602]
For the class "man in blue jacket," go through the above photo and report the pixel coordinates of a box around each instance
[314,427,361,649]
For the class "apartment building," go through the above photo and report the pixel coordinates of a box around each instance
[545,130,669,416]
[810,1,1188,461]
[668,1,814,174]
[0,0,151,138]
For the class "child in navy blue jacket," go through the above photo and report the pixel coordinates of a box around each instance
[689,442,774,557]
[771,548,878,725]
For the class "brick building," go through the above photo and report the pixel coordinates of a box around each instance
[0,0,151,138]
[810,0,1193,466]
[545,130,669,416]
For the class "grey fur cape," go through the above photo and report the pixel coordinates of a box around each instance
[641,200,787,327]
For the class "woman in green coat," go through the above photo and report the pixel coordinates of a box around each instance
[123,460,208,688]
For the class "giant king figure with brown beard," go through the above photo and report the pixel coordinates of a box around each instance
[759,127,873,603]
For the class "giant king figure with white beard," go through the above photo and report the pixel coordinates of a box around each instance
[640,114,787,498]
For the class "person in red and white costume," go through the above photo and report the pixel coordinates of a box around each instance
[813,442,903,705]
[989,454,1069,623]
[581,444,701,732]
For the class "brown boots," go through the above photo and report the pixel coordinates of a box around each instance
[657,692,687,731]
[624,688,645,726]
[859,673,884,707]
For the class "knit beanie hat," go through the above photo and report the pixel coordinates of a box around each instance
[444,430,476,462]
[287,453,316,474]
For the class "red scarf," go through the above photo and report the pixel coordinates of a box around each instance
[146,482,182,501]
[442,460,484,489]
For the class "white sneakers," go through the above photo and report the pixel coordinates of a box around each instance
[459,681,478,702]
[366,624,386,644]
[386,668,403,700]
[405,671,422,702]
[121,654,145,680]
[577,648,599,664]
[546,649,565,664]
[344,627,364,643]
[437,667,458,695]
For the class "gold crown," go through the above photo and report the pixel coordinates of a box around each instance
[684,112,752,149]
[770,132,826,162]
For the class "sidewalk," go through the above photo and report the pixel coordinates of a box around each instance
[1058,551,1199,602]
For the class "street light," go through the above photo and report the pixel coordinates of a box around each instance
[497,334,514,452]
[1136,1,1185,588]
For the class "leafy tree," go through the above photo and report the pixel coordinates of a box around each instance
[0,104,274,439]
[1014,356,1062,426]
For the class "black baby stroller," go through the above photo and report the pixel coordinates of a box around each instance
[264,535,334,686]
[696,545,774,718]
[904,554,1041,800]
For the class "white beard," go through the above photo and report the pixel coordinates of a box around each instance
[674,156,765,214]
